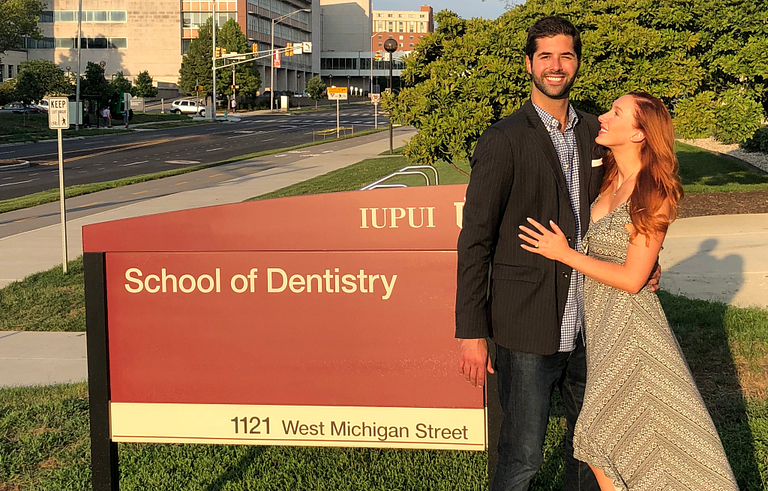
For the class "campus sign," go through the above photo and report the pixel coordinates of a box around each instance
[82,185,485,490]
[328,86,348,100]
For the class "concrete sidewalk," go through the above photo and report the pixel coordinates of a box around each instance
[1,128,767,387]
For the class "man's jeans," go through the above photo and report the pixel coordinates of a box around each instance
[492,337,599,491]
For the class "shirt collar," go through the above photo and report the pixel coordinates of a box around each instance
[532,101,579,133]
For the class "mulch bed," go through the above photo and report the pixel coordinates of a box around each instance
[678,189,768,218]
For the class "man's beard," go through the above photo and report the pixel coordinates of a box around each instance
[531,71,576,100]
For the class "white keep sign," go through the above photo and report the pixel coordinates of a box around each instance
[48,97,70,129]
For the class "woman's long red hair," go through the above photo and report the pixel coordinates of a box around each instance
[600,92,684,241]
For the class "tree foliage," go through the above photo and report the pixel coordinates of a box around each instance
[133,70,158,97]
[0,0,44,53]
[13,59,71,104]
[305,76,326,108]
[179,18,261,102]
[109,71,132,96]
[80,61,111,105]
[217,19,261,97]
[386,0,768,164]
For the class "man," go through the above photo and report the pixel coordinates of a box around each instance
[456,16,657,491]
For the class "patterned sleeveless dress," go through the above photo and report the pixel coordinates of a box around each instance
[572,200,739,491]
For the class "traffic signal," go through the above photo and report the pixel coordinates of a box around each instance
[215,47,221,57]
[286,43,293,56]
[252,43,258,53]
[221,47,227,55]
[374,51,382,62]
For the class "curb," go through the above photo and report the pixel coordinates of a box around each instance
[0,160,30,171]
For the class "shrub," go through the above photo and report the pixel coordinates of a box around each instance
[674,92,717,140]
[712,90,765,144]
[741,126,768,153]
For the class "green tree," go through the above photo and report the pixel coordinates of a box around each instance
[0,0,45,53]
[133,70,158,97]
[179,18,214,102]
[386,1,768,166]
[80,61,111,105]
[217,18,261,98]
[109,71,132,95]
[13,59,71,104]
[305,76,326,108]
[0,78,17,105]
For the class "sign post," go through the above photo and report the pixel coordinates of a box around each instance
[48,97,70,273]
[327,87,348,138]
[370,93,380,129]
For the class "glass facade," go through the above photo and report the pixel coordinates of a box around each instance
[39,11,128,22]
[24,37,127,49]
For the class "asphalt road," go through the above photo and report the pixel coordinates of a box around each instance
[0,105,389,200]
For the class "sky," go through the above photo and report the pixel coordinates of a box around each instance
[374,0,511,21]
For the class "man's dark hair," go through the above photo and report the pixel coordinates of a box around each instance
[525,16,582,62]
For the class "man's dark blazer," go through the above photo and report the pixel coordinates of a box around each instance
[455,99,604,355]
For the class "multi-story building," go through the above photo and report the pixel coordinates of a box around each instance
[319,1,430,95]
[371,5,433,52]
[8,0,320,94]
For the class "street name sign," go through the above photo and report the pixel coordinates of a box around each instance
[328,87,348,100]
[48,97,70,129]
[370,93,381,103]
[82,185,492,490]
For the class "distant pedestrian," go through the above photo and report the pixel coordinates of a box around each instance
[231,98,237,113]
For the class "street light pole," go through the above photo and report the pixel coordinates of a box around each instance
[271,8,310,112]
[212,3,217,120]
[383,38,398,154]
[75,0,82,131]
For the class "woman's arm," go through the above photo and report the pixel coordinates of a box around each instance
[519,217,665,294]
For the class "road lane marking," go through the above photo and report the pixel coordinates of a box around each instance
[206,147,224,152]
[132,190,148,195]
[74,202,100,209]
[121,160,149,167]
[175,181,187,186]
[14,216,39,223]
[164,160,200,165]
[262,138,276,142]
[208,173,222,178]
[0,178,36,187]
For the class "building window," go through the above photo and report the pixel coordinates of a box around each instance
[409,36,413,40]
[409,43,413,47]
[0,65,4,82]
[387,13,392,17]
[399,35,403,40]
[109,11,127,22]
[8,65,14,79]
[378,35,382,39]
[420,14,425,18]
[378,43,382,46]
[25,37,55,48]
[39,11,54,22]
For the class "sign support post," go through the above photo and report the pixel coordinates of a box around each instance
[327,87,348,138]
[49,97,70,273]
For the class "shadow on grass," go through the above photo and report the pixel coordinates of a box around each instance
[676,146,768,187]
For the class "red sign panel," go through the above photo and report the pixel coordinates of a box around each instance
[84,185,483,450]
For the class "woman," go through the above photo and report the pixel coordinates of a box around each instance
[518,92,739,491]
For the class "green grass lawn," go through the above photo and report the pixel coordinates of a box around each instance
[1,145,766,489]
[675,141,768,193]
[1,292,765,490]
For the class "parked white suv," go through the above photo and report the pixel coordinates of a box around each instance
[170,100,205,116]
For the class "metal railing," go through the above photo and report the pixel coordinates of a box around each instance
[360,165,439,190]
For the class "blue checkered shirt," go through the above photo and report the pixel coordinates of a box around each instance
[532,102,584,352]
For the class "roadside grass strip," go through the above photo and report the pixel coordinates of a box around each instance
[1,149,766,489]
[0,128,387,214]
